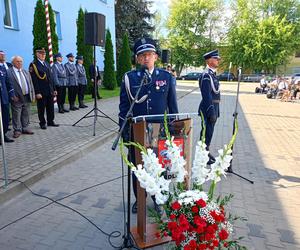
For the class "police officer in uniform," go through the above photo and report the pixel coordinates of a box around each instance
[52,53,68,113]
[65,53,78,111]
[119,38,178,214]
[0,61,15,142]
[198,50,221,164]
[76,55,88,108]
[29,48,59,129]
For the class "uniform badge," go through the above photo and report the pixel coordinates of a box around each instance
[155,80,167,90]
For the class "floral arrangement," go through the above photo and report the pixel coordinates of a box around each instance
[121,115,246,250]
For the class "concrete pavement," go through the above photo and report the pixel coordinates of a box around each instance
[0,82,299,249]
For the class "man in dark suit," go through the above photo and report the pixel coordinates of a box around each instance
[29,48,59,129]
[198,50,221,165]
[0,60,15,143]
[7,56,35,138]
[89,60,102,99]
[0,50,12,69]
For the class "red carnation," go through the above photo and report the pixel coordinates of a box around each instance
[189,239,197,248]
[223,242,229,248]
[198,243,208,250]
[191,206,199,213]
[219,229,229,240]
[167,221,177,230]
[213,239,219,247]
[169,213,176,220]
[196,199,206,208]
[155,232,160,238]
[171,201,181,210]
[179,214,189,231]
[206,225,216,234]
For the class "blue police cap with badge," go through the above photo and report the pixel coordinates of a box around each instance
[54,52,62,59]
[76,55,83,60]
[134,38,157,55]
[203,50,221,60]
[66,53,74,58]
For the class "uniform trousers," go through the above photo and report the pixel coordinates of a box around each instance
[37,95,54,126]
[56,86,66,108]
[68,86,78,105]
[1,103,10,134]
[78,84,86,102]
[11,95,31,132]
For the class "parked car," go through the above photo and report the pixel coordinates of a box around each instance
[218,72,235,81]
[177,72,202,80]
[242,74,263,82]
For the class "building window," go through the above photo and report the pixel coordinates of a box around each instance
[3,0,18,29]
[54,11,62,40]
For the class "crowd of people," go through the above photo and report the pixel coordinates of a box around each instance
[258,75,300,101]
[0,48,102,143]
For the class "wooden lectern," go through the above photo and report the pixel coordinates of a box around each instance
[130,116,193,248]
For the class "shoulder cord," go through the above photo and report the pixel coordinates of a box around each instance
[55,63,65,74]
[76,65,85,75]
[124,74,148,104]
[66,63,76,75]
[32,63,46,80]
[208,74,220,94]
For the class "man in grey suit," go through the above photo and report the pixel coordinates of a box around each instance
[7,56,35,138]
[65,53,78,111]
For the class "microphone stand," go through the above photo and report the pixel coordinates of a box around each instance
[112,70,148,250]
[227,67,254,184]
[0,80,9,188]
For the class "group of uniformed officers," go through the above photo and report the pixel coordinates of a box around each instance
[29,48,93,129]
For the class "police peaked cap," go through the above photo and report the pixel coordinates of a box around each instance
[66,53,75,58]
[54,52,62,59]
[134,38,157,55]
[76,55,83,60]
[203,50,221,60]
[36,47,46,54]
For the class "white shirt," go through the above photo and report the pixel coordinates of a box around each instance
[13,67,28,94]
[278,81,288,90]
[38,59,45,66]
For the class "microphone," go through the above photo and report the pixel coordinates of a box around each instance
[140,65,151,83]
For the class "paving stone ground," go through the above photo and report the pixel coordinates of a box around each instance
[0,81,299,250]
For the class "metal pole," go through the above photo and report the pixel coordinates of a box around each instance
[93,45,97,136]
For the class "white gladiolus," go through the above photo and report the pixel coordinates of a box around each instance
[178,190,208,205]
[192,141,210,185]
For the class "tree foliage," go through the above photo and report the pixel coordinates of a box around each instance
[117,32,132,86]
[32,0,59,62]
[226,0,300,73]
[115,0,155,53]
[103,30,117,90]
[76,7,93,93]
[167,0,223,74]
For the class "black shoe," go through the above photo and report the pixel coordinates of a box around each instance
[79,105,85,108]
[83,104,88,108]
[4,136,14,143]
[208,153,216,162]
[40,124,47,130]
[74,106,79,110]
[97,96,102,99]
[63,109,69,112]
[154,202,162,215]
[58,109,64,113]
[47,122,59,127]
[132,201,137,214]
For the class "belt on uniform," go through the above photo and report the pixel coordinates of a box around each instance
[212,100,220,103]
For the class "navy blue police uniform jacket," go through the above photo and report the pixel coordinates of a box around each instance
[29,60,55,97]
[0,65,15,105]
[119,68,178,139]
[198,68,220,118]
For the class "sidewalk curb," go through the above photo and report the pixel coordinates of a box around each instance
[0,131,117,204]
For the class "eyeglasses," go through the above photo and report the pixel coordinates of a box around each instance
[137,52,156,59]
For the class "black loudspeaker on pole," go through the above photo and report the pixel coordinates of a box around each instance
[84,12,106,47]
[161,49,170,64]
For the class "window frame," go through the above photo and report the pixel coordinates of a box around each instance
[3,0,14,28]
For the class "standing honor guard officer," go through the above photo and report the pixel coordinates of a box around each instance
[29,47,59,130]
[0,60,15,143]
[52,53,68,113]
[75,55,88,108]
[118,37,179,214]
[65,53,78,111]
[198,49,221,165]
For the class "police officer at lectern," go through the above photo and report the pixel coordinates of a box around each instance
[118,37,178,214]
[29,48,59,129]
[198,49,221,165]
